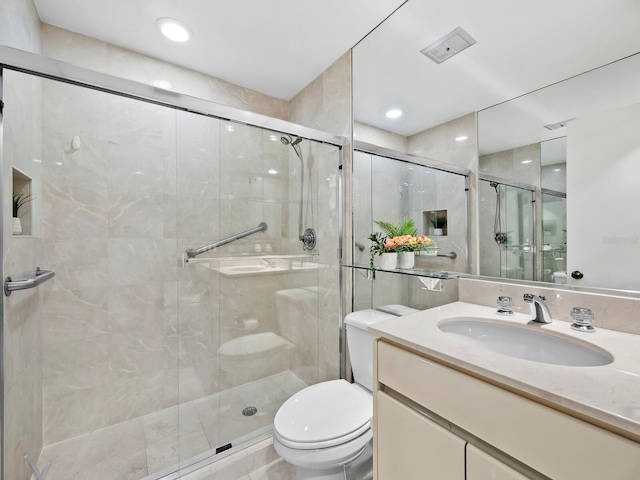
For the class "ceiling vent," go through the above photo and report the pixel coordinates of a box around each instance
[420,27,477,64]
[543,118,575,130]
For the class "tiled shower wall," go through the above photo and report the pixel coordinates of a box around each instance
[1,1,43,479]
[39,80,341,447]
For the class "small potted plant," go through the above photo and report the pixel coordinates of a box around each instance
[368,232,396,276]
[12,192,34,235]
[430,215,447,236]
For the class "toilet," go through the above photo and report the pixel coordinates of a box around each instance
[273,308,415,480]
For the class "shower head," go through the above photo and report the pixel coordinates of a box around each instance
[280,134,302,146]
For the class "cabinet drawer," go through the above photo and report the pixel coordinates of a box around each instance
[377,340,640,480]
[377,390,465,480]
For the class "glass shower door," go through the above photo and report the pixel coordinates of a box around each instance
[479,180,535,280]
[175,115,340,471]
[541,192,567,283]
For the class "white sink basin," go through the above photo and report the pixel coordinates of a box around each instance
[438,318,613,367]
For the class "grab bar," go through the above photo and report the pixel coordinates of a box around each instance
[5,267,55,296]
[185,222,268,261]
[437,251,457,259]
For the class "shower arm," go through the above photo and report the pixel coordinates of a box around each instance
[184,222,268,261]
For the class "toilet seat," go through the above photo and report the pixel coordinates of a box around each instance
[273,379,372,450]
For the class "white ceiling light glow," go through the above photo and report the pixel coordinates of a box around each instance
[156,18,192,43]
[385,109,403,119]
[521,159,532,164]
[455,135,468,142]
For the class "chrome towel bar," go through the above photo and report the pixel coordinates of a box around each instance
[5,267,55,296]
[436,251,458,259]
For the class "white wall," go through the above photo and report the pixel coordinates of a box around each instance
[567,103,640,290]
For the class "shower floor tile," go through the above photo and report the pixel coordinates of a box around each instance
[37,371,306,480]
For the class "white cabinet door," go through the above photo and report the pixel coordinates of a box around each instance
[466,444,530,480]
[376,390,465,480]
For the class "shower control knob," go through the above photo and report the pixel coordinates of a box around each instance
[571,270,584,280]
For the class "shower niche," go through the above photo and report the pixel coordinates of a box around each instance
[11,167,33,236]
[424,209,448,236]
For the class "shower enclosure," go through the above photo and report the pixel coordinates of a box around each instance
[478,178,535,280]
[1,53,342,480]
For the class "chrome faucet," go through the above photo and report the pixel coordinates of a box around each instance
[523,293,553,324]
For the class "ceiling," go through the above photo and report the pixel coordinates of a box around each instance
[33,0,640,138]
[353,0,640,137]
[33,0,406,100]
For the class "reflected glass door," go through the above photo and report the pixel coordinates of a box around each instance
[479,180,535,280]
[541,192,567,283]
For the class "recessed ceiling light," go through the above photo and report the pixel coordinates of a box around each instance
[156,18,192,43]
[455,135,468,142]
[521,159,532,164]
[385,109,403,119]
[268,169,278,175]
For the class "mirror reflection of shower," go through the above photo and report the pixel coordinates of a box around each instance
[491,181,508,245]
[281,134,316,250]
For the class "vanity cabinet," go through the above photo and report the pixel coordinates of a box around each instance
[374,340,640,480]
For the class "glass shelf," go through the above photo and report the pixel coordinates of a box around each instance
[342,263,461,280]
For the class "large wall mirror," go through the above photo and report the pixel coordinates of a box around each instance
[352,0,640,293]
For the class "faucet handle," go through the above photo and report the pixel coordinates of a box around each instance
[570,307,595,333]
[497,296,514,316]
[523,293,545,303]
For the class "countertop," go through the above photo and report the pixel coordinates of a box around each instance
[369,301,640,441]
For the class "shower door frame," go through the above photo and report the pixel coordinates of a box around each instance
[0,44,347,480]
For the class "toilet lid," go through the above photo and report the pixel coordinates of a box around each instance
[274,379,372,449]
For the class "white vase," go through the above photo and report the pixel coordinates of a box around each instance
[433,228,443,236]
[12,217,22,235]
[397,252,415,269]
[375,252,397,270]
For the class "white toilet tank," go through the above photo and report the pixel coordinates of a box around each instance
[345,309,396,392]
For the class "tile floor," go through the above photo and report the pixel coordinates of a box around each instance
[36,371,307,480]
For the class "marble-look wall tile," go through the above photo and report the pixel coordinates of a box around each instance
[290,51,351,137]
[408,113,479,275]
[0,0,41,54]
[479,143,541,188]
[41,24,289,121]
[354,121,408,152]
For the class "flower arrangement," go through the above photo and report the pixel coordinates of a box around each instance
[368,218,436,276]
[384,234,435,252]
